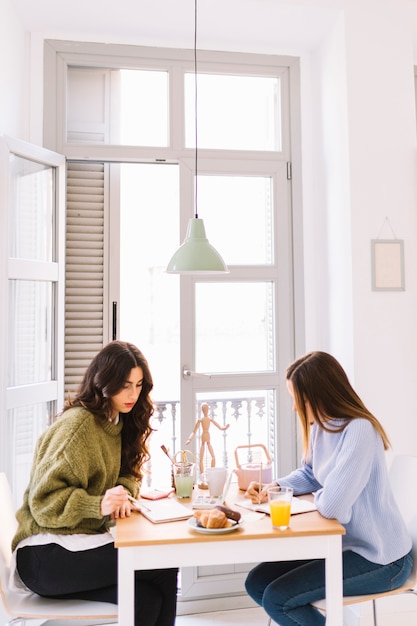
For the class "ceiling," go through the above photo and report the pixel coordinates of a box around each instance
[8,0,342,55]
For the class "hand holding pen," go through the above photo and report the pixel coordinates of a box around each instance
[244,480,276,504]
[101,485,133,519]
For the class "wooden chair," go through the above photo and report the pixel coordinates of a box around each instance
[0,472,118,626]
[266,455,417,626]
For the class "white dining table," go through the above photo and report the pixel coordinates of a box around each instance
[115,487,345,625]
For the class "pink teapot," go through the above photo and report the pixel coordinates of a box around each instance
[233,444,272,491]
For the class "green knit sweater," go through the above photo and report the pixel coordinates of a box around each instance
[12,407,140,552]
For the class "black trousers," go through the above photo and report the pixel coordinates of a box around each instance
[17,543,178,626]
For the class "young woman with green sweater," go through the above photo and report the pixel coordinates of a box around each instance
[10,340,177,626]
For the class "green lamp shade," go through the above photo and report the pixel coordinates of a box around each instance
[166,218,229,274]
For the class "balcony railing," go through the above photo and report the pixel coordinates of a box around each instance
[147,395,274,487]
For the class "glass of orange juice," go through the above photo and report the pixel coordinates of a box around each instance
[267,486,293,530]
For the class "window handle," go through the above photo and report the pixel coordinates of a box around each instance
[182,368,211,380]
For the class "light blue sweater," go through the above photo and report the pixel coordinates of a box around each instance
[278,418,411,564]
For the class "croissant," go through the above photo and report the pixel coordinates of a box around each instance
[194,509,232,529]
[207,509,231,528]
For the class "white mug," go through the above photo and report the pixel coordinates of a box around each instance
[205,467,228,497]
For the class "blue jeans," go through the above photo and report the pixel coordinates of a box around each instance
[245,549,413,626]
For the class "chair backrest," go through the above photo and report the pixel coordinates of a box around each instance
[0,472,118,621]
[388,455,417,583]
[0,472,19,610]
[0,473,18,568]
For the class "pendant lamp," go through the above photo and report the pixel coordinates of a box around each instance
[166,0,229,274]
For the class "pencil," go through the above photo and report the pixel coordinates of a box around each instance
[258,462,262,504]
[127,495,150,512]
[127,494,142,507]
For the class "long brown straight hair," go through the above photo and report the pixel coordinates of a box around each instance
[286,351,390,457]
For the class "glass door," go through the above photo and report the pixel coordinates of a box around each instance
[116,158,296,484]
[178,157,296,472]
[115,156,296,605]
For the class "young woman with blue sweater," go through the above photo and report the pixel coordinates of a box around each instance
[244,351,413,626]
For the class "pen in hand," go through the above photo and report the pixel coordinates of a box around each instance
[258,462,262,504]
[257,484,262,504]
[127,494,150,511]
[245,481,267,504]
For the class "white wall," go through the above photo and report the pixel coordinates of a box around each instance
[0,0,29,138]
[302,11,354,368]
[345,1,417,453]
[304,1,417,456]
[0,2,24,618]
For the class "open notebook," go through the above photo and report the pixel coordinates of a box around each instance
[236,497,317,516]
[131,496,193,523]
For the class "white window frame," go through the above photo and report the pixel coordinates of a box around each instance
[42,40,305,612]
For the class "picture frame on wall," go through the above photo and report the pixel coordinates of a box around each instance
[371,239,405,291]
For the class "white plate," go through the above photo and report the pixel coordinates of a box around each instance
[188,517,240,534]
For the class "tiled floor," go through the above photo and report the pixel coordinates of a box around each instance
[5,605,417,626]
[2,611,266,626]
[3,597,417,625]
[176,603,417,626]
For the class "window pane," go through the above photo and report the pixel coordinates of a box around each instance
[9,156,54,261]
[119,69,169,146]
[67,68,107,143]
[195,282,275,373]
[119,163,181,491]
[7,402,52,504]
[68,67,280,150]
[67,67,169,146]
[198,174,273,265]
[8,280,53,386]
[185,73,281,151]
[119,163,180,400]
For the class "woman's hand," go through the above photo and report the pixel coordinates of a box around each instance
[101,485,132,519]
[244,480,277,504]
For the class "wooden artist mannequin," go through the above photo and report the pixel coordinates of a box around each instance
[185,403,230,475]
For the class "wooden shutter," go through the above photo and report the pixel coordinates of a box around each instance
[65,162,105,393]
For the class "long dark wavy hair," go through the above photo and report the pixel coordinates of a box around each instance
[63,340,154,479]
[286,351,390,457]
